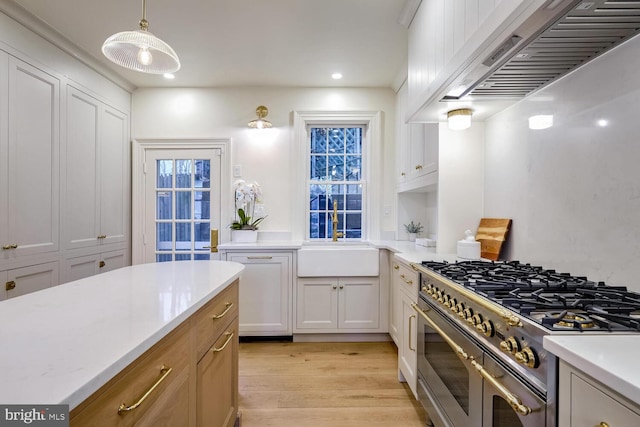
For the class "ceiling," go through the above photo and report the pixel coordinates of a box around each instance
[7,0,408,90]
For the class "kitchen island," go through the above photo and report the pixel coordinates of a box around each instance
[0,261,244,419]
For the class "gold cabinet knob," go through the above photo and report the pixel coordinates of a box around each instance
[5,281,16,291]
[599,422,610,427]
[99,261,106,268]
[2,244,18,250]
[415,165,423,170]
[401,172,406,177]
[393,264,399,270]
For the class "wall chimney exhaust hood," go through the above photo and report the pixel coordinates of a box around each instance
[442,0,640,102]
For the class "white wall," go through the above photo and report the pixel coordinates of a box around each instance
[484,35,640,289]
[132,87,397,238]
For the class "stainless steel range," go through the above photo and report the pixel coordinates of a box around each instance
[412,260,640,427]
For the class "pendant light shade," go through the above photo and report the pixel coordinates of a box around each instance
[248,106,273,129]
[102,0,180,74]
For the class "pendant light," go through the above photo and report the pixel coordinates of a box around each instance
[102,0,180,74]
[248,106,273,129]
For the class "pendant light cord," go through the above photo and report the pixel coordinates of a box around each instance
[139,0,149,31]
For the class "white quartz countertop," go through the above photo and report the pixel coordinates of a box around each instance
[0,261,244,410]
[544,335,640,405]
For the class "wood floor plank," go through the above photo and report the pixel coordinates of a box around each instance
[238,341,427,426]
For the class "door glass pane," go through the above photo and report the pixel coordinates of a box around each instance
[176,223,191,251]
[157,254,172,262]
[156,223,172,251]
[492,396,524,427]
[176,191,191,219]
[157,160,173,188]
[195,159,210,188]
[156,191,172,219]
[175,253,191,261]
[195,191,210,219]
[176,159,192,188]
[194,222,210,250]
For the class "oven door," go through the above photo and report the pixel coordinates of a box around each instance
[480,355,547,427]
[413,298,483,427]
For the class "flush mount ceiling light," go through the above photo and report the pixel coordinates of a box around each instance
[248,106,273,129]
[102,0,180,74]
[447,108,473,130]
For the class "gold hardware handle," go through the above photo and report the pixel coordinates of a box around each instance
[410,263,420,271]
[599,422,610,427]
[2,244,18,250]
[211,302,234,319]
[470,358,533,416]
[415,165,423,170]
[339,284,344,289]
[393,264,399,270]
[401,172,406,177]
[408,314,416,351]
[212,332,234,353]
[117,365,172,415]
[97,234,107,239]
[6,281,16,291]
[412,303,469,360]
[99,261,106,268]
[247,256,273,260]
[413,265,523,328]
[400,274,413,285]
[332,285,337,289]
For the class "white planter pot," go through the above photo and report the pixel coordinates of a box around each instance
[408,233,417,242]
[231,230,258,243]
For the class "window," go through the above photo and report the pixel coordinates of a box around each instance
[308,127,364,240]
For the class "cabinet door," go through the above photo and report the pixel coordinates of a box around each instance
[5,262,59,299]
[389,264,402,345]
[399,291,418,398]
[408,123,438,180]
[197,318,238,427]
[101,250,126,273]
[66,86,100,249]
[0,52,8,252]
[395,82,410,184]
[227,252,292,335]
[64,254,99,283]
[296,278,338,329]
[338,277,380,329]
[100,105,128,245]
[6,56,59,258]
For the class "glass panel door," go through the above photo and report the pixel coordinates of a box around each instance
[145,149,221,263]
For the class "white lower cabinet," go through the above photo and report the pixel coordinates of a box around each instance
[1,262,59,301]
[559,360,640,427]
[296,277,380,332]
[63,250,126,283]
[224,251,293,336]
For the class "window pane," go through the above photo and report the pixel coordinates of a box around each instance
[195,159,210,188]
[310,155,327,180]
[311,128,327,154]
[346,213,361,238]
[328,128,344,153]
[175,253,191,261]
[330,184,344,210]
[156,223,172,251]
[194,222,211,249]
[310,185,328,210]
[156,254,172,262]
[157,160,173,188]
[156,191,172,219]
[176,223,191,250]
[328,155,344,181]
[176,191,191,219]
[345,156,361,181]
[345,128,362,154]
[346,184,362,210]
[195,191,210,219]
[176,159,192,188]
[309,212,320,238]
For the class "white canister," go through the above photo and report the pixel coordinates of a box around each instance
[457,230,480,260]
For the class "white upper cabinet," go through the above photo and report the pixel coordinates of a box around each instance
[65,86,128,250]
[407,0,545,120]
[0,52,60,261]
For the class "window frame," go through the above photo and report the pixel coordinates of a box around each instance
[292,111,383,242]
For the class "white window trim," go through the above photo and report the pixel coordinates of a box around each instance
[292,111,383,242]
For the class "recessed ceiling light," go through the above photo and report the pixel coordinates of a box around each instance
[163,73,175,80]
[597,119,609,127]
[331,73,343,80]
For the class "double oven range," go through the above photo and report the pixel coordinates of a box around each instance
[412,260,640,427]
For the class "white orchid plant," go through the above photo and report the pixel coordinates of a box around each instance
[231,180,266,230]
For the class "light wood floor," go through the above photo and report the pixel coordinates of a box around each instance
[238,341,427,427]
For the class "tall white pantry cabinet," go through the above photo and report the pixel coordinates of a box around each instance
[0,29,131,300]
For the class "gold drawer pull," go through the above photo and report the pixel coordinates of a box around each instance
[599,423,610,427]
[393,264,399,270]
[410,263,420,271]
[6,281,16,291]
[212,302,234,319]
[415,165,423,170]
[97,234,107,239]
[117,365,172,415]
[212,332,234,353]
[2,244,18,250]
[400,274,413,285]
[99,261,106,268]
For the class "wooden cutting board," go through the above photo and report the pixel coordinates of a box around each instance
[476,218,512,261]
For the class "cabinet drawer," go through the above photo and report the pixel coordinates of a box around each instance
[194,280,239,360]
[70,322,190,426]
[393,261,419,299]
[570,373,640,426]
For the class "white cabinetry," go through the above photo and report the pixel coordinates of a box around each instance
[391,258,420,398]
[63,250,126,283]
[0,52,60,262]
[1,262,59,301]
[296,277,380,332]
[396,82,438,193]
[65,85,128,250]
[224,251,293,336]
[559,360,640,426]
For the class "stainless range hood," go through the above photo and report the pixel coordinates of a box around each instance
[443,0,640,101]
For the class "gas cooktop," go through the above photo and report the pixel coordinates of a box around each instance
[421,260,640,332]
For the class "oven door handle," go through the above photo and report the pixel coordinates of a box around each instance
[470,359,533,416]
[411,303,469,360]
